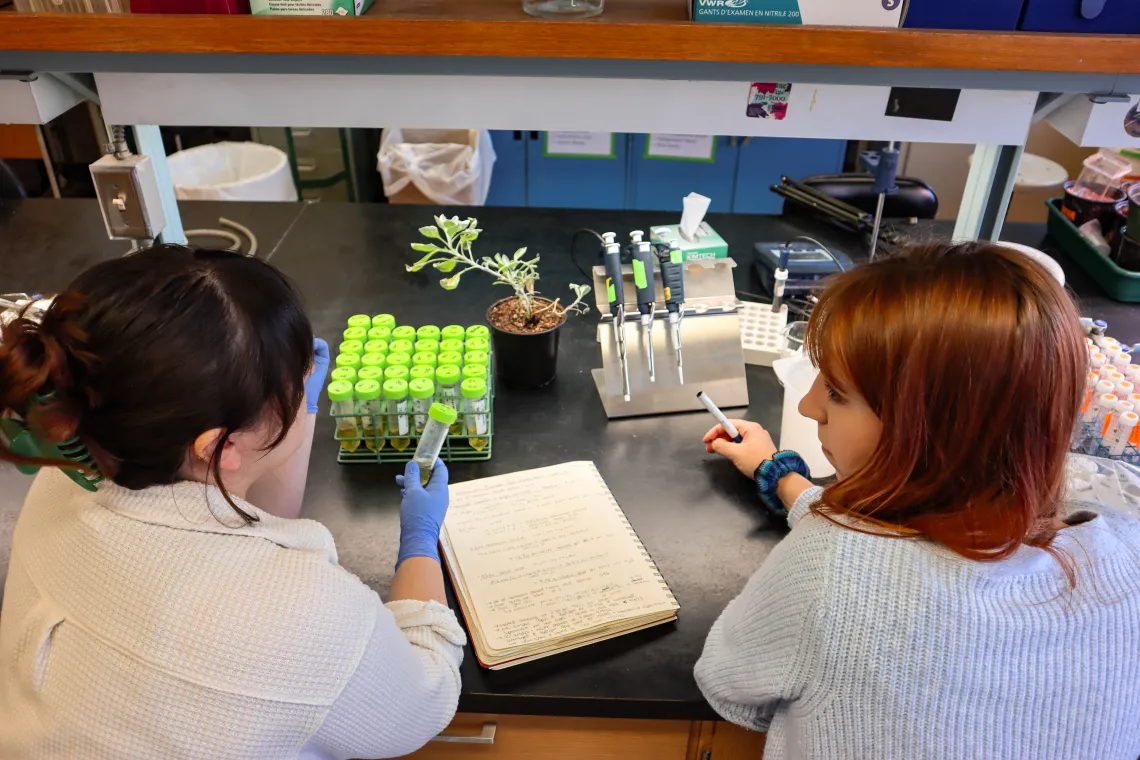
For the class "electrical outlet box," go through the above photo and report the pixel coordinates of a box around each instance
[90,154,167,240]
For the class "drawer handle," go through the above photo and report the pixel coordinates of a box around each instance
[430,722,497,745]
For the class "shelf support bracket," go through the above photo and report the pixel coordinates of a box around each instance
[131,124,186,245]
[952,143,1023,243]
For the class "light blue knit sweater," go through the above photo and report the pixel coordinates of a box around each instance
[695,486,1140,760]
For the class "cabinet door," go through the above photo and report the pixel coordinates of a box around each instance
[485,130,527,208]
[526,132,628,210]
[629,135,738,213]
[732,137,847,215]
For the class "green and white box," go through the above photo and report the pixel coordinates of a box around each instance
[690,0,901,26]
[251,0,371,15]
[650,223,729,262]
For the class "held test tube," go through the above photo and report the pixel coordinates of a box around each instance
[697,391,743,443]
[412,402,459,485]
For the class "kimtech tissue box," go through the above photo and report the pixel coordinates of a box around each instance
[690,0,901,26]
[650,223,729,262]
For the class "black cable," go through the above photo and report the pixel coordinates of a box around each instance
[569,228,605,281]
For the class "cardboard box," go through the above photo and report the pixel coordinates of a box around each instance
[650,223,729,262]
[250,0,370,16]
[690,0,901,27]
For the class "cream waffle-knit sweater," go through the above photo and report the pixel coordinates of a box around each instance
[0,469,465,760]
[695,486,1140,760]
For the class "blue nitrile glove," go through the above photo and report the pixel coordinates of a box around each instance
[394,459,450,568]
[305,338,330,414]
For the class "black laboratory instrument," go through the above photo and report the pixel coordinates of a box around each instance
[602,231,631,400]
[629,230,657,383]
[654,241,686,383]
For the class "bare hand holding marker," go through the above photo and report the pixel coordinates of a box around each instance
[704,419,778,478]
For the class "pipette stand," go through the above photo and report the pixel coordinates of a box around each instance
[592,259,749,418]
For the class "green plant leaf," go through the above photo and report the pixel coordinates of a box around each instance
[440,275,461,290]
[418,226,442,241]
[513,247,527,260]
[433,260,458,273]
[410,242,442,253]
[406,251,439,272]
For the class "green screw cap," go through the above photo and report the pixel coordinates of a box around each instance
[388,339,415,355]
[367,325,392,342]
[461,364,487,381]
[384,365,410,381]
[429,402,458,425]
[361,353,386,369]
[342,326,368,342]
[409,377,435,399]
[416,325,441,341]
[461,377,487,399]
[415,339,440,355]
[371,313,396,329]
[363,340,388,356]
[358,366,384,382]
[386,351,412,369]
[466,325,490,339]
[330,366,357,384]
[354,379,382,402]
[465,337,490,353]
[412,352,438,368]
[391,325,416,341]
[464,350,490,367]
[335,352,361,370]
[436,364,461,385]
[437,351,463,368]
[439,339,465,354]
[347,314,371,330]
[327,380,354,402]
[338,339,364,356]
[441,325,466,341]
[410,365,436,381]
[383,378,409,400]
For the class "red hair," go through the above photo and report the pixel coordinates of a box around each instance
[805,242,1085,571]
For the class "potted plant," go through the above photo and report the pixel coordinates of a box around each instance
[408,215,591,390]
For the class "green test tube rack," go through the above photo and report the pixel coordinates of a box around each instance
[330,317,495,464]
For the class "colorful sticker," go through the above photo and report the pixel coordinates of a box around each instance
[747,82,792,120]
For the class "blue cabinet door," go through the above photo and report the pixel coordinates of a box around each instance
[526,132,628,210]
[484,130,527,207]
[902,0,1023,30]
[629,135,738,213]
[733,138,847,215]
[1020,0,1140,33]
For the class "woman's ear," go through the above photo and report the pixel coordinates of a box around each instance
[191,428,243,472]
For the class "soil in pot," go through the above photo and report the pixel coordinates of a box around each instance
[487,297,564,334]
[487,297,565,390]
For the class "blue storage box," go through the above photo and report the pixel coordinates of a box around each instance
[902,0,1023,30]
[1020,0,1140,33]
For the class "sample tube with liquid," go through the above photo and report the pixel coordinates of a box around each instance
[386,352,413,372]
[388,340,415,356]
[410,365,436,382]
[413,402,459,485]
[367,325,392,344]
[441,325,466,342]
[343,326,368,343]
[371,313,396,330]
[412,352,438,372]
[384,378,412,452]
[439,339,465,354]
[330,366,358,385]
[328,380,360,453]
[436,364,463,434]
[415,339,440,355]
[336,352,362,373]
[355,379,385,452]
[462,377,489,451]
[358,366,384,383]
[466,325,490,341]
[410,378,435,434]
[465,337,490,353]
[347,314,372,331]
[391,325,417,343]
[464,350,490,374]
[361,353,386,375]
[363,340,388,357]
[417,325,442,342]
[384,364,410,383]
[461,363,487,383]
[437,351,463,369]
[338,339,364,357]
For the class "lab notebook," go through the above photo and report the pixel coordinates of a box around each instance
[439,461,680,669]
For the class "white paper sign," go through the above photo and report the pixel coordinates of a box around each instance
[646,134,716,162]
[545,131,614,158]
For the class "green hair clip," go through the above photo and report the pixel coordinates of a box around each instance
[0,393,103,492]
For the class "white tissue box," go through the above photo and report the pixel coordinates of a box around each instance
[650,223,729,262]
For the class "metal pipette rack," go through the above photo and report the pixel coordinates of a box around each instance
[592,257,749,418]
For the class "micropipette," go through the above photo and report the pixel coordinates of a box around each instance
[630,230,657,382]
[602,231,631,401]
[657,241,686,383]
[697,391,742,443]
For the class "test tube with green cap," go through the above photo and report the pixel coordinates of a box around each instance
[368,325,392,343]
[439,338,465,354]
[462,378,490,452]
[465,325,490,340]
[336,352,362,372]
[354,379,385,452]
[386,351,412,371]
[412,352,437,371]
[372,313,396,329]
[437,351,463,369]
[441,325,466,342]
[415,339,440,355]
[330,366,357,385]
[461,363,487,382]
[388,339,415,356]
[409,377,435,433]
[361,352,386,374]
[364,340,388,357]
[327,380,360,453]
[465,337,490,353]
[463,350,490,372]
[410,365,435,381]
[391,325,417,342]
[416,325,441,342]
[358,366,384,383]
[347,314,372,330]
[412,402,458,485]
[436,364,463,434]
[384,364,410,382]
[384,378,412,452]
[343,326,368,343]
[338,339,364,357]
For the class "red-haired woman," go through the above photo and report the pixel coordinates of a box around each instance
[695,242,1140,759]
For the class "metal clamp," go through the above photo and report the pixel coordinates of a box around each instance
[430,722,497,745]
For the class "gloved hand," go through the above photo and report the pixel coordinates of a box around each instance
[704,419,777,478]
[394,459,449,568]
[304,338,330,414]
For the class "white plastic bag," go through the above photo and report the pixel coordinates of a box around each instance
[377,128,496,206]
[166,142,297,202]
[771,352,835,478]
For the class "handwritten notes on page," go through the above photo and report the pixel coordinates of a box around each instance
[441,461,678,668]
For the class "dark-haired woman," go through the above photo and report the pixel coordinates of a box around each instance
[0,246,462,760]
[696,243,1140,759]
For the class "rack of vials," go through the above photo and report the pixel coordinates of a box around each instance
[327,314,494,464]
[1074,320,1140,464]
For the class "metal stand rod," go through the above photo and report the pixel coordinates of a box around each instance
[131,125,186,245]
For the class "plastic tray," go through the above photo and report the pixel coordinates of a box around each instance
[738,301,789,367]
[1046,197,1140,303]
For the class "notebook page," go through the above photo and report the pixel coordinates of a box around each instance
[443,461,677,652]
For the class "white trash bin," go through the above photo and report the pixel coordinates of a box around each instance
[377,128,496,206]
[166,142,297,202]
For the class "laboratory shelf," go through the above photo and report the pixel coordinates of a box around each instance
[4,0,1140,75]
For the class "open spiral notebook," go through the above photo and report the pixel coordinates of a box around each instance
[439,461,680,669]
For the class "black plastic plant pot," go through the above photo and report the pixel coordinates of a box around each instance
[487,297,564,391]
